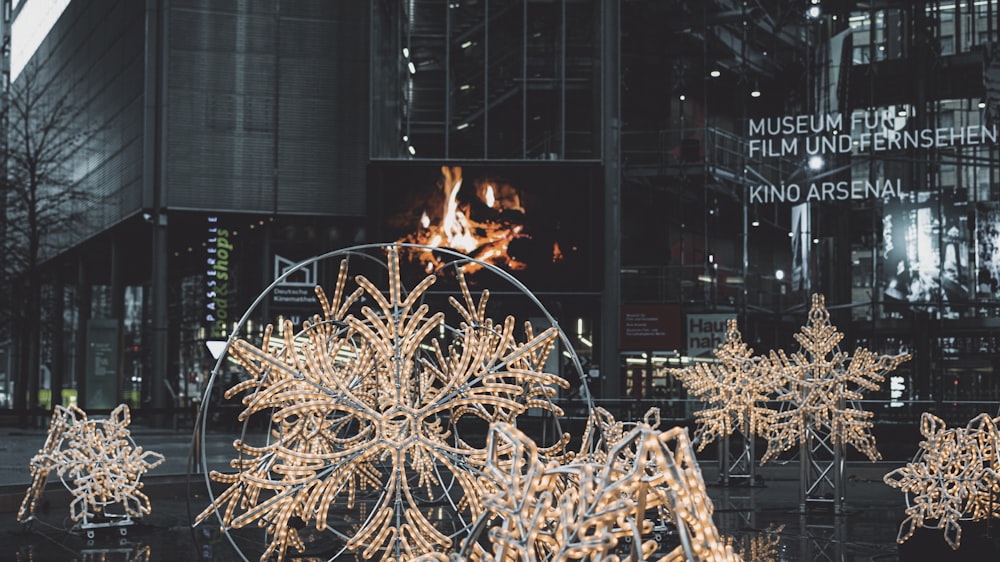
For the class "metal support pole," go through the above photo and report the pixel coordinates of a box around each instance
[599,0,621,400]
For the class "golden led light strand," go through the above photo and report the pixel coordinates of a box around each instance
[884,412,1000,550]
[761,294,910,463]
[669,319,778,450]
[422,408,741,562]
[17,404,165,531]
[195,247,570,562]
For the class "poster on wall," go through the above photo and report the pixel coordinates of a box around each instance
[371,162,600,291]
[976,202,1000,299]
[882,190,970,315]
[791,203,810,292]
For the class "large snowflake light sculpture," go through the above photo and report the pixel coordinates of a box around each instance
[17,404,165,531]
[760,294,910,463]
[194,246,571,562]
[883,412,1000,550]
[669,320,777,451]
[425,409,740,562]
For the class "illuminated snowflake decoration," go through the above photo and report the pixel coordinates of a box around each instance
[418,409,740,562]
[195,247,570,562]
[669,320,778,450]
[760,294,910,463]
[17,404,165,526]
[884,412,1000,550]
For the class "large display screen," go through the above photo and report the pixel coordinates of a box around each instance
[882,189,970,315]
[370,162,601,292]
[976,202,1000,299]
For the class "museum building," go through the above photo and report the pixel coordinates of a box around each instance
[1,0,999,425]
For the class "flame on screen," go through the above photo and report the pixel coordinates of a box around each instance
[395,166,564,275]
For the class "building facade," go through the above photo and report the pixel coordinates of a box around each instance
[2,0,999,426]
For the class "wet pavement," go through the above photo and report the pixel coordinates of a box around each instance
[0,426,997,561]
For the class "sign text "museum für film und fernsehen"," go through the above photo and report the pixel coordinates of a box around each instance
[746,108,998,204]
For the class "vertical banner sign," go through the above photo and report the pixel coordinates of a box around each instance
[791,203,810,292]
[85,318,119,410]
[685,313,736,358]
[206,216,232,339]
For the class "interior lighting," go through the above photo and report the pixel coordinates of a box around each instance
[408,61,417,74]
[402,47,409,58]
[408,145,416,155]
[679,94,686,101]
[710,70,721,78]
[806,5,821,19]
[460,40,473,49]
[456,122,469,130]
[750,87,761,98]
[979,101,987,109]
[751,218,761,227]
[775,269,785,280]
[807,154,825,171]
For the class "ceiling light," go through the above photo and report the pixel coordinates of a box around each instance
[807,155,825,171]
[710,70,721,78]
[750,88,761,98]
[751,219,760,227]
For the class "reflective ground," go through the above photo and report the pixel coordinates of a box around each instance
[2,430,999,561]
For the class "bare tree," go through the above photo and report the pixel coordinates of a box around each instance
[2,61,94,421]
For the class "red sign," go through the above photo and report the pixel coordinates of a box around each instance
[620,305,681,351]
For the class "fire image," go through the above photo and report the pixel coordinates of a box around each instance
[389,165,571,279]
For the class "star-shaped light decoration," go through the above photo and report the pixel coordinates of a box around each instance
[195,247,570,562]
[884,412,1000,550]
[760,294,910,463]
[669,319,778,450]
[422,409,741,562]
[17,404,165,527]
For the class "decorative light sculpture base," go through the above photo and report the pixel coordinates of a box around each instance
[718,430,758,487]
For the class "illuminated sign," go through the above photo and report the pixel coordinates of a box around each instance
[747,108,998,204]
[889,375,905,408]
[205,217,232,339]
